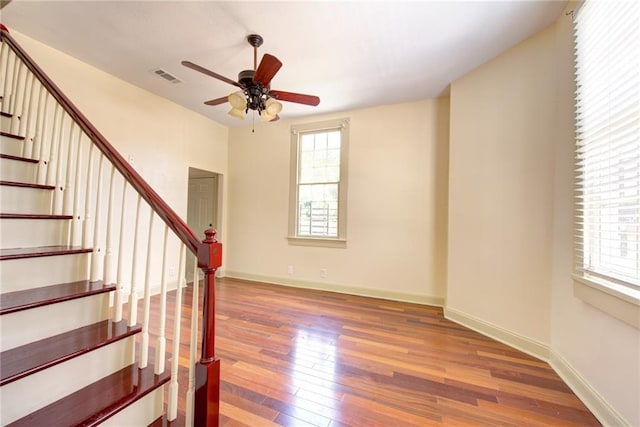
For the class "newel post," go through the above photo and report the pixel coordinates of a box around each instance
[194,229,222,427]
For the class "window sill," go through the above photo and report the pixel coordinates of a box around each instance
[287,236,347,248]
[572,273,640,329]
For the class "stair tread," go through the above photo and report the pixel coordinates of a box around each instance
[149,415,180,427]
[0,213,73,219]
[0,246,92,260]
[0,280,115,315]
[0,130,25,140]
[0,154,39,163]
[0,180,55,190]
[0,319,141,386]
[7,363,170,427]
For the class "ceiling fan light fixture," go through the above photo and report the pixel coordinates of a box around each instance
[265,98,283,116]
[228,91,246,109]
[228,107,245,120]
[183,33,320,125]
[260,112,276,122]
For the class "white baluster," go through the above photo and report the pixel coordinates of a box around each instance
[128,195,143,328]
[15,64,31,135]
[53,112,71,215]
[168,243,186,421]
[70,132,85,246]
[26,82,44,160]
[139,209,155,369]
[114,180,128,322]
[82,144,96,278]
[185,256,200,427]
[103,166,117,287]
[35,92,51,185]
[3,52,17,115]
[19,73,36,155]
[45,104,61,189]
[9,58,21,126]
[90,154,105,282]
[155,226,170,374]
[0,39,7,101]
[62,122,78,218]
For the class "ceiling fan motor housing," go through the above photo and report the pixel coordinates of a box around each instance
[238,69,255,87]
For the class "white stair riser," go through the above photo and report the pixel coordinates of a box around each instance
[102,386,165,427]
[0,135,26,156]
[1,252,90,291]
[0,292,110,351]
[0,185,54,214]
[0,157,38,182]
[0,336,136,425]
[0,218,70,248]
[0,114,14,132]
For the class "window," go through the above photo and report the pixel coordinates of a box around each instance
[573,0,640,326]
[288,119,349,246]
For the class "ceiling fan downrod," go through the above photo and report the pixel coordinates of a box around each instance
[247,34,264,71]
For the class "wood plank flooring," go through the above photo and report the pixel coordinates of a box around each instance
[144,277,600,426]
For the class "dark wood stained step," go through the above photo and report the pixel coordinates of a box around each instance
[0,130,24,140]
[0,213,73,220]
[0,319,142,386]
[0,111,13,118]
[0,246,92,261]
[148,416,179,427]
[8,363,170,427]
[0,280,115,315]
[0,180,55,190]
[0,153,38,163]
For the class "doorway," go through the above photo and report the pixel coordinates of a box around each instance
[186,167,221,283]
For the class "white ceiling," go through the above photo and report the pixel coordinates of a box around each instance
[1,1,566,127]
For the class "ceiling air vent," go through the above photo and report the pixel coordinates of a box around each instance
[153,68,181,84]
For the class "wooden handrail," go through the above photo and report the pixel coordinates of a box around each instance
[2,27,221,425]
[0,28,203,257]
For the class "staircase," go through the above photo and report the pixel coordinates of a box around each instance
[0,26,221,426]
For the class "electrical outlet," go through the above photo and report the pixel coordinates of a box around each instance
[320,268,327,279]
[168,266,176,277]
[127,155,134,165]
[287,265,294,276]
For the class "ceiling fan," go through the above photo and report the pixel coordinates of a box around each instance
[182,34,320,122]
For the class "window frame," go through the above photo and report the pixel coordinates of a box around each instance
[288,118,349,248]
[572,0,640,328]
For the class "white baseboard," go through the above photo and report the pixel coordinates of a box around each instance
[444,307,630,427]
[222,271,445,307]
[443,307,551,361]
[549,351,630,427]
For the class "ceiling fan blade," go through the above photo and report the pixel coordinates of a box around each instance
[270,90,320,106]
[253,54,282,87]
[181,60,242,88]
[204,96,229,106]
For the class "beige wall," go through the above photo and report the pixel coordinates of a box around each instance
[547,10,640,427]
[447,23,556,346]
[447,11,639,426]
[226,99,449,304]
[12,31,229,284]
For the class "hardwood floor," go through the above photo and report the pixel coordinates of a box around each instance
[145,277,600,426]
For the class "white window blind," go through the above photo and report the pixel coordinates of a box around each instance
[574,0,640,290]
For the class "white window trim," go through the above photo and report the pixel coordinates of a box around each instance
[571,0,640,329]
[288,118,349,248]
[573,274,640,329]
